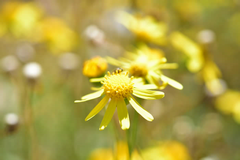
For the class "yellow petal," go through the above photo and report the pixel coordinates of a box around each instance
[90,77,105,83]
[128,95,154,121]
[155,63,178,70]
[147,60,162,69]
[146,74,160,87]
[106,56,130,67]
[85,96,109,121]
[117,99,130,130]
[74,99,91,103]
[161,75,183,90]
[99,99,117,130]
[81,89,104,100]
[133,88,165,100]
[134,84,158,90]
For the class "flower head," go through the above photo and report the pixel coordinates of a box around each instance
[75,69,164,130]
[107,45,183,90]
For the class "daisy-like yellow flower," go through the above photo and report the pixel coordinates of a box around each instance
[107,45,183,90]
[117,11,167,45]
[75,69,164,130]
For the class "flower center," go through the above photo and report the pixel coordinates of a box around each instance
[102,70,134,99]
[129,63,148,77]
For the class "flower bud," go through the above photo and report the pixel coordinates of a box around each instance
[83,56,107,78]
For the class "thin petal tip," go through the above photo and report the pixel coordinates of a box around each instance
[99,126,106,131]
[148,117,154,121]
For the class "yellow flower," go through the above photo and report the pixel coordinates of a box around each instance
[201,60,224,96]
[75,69,164,130]
[89,141,142,160]
[0,2,42,38]
[107,45,183,90]
[170,31,204,73]
[215,90,240,123]
[117,11,167,45]
[83,56,108,78]
[89,148,114,160]
[37,17,77,53]
[170,32,224,96]
[142,141,191,160]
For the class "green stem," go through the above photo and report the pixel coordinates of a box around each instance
[127,105,140,159]
[127,128,132,158]
[131,111,139,153]
[23,83,39,160]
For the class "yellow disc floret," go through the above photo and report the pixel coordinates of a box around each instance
[102,70,134,99]
[129,63,148,77]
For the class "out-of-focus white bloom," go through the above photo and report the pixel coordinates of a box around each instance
[58,52,79,71]
[201,113,222,135]
[1,55,20,72]
[84,25,105,45]
[200,155,219,160]
[4,113,19,126]
[173,116,195,139]
[23,62,42,79]
[197,30,215,44]
[16,43,35,62]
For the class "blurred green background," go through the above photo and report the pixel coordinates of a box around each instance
[0,0,240,160]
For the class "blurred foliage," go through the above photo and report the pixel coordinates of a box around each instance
[0,0,240,160]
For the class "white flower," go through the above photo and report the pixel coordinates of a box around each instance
[1,55,20,72]
[23,62,42,79]
[58,52,79,70]
[4,113,19,126]
[197,29,215,44]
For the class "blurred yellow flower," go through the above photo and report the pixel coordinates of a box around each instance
[142,141,191,160]
[170,31,204,73]
[215,90,240,123]
[89,148,114,160]
[75,69,164,130]
[37,17,77,53]
[0,2,42,38]
[173,0,201,21]
[201,60,224,96]
[83,56,108,78]
[170,31,224,96]
[89,141,142,160]
[117,11,167,45]
[107,45,183,90]
[89,141,190,160]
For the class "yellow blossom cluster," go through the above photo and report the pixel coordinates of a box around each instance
[89,141,191,160]
[0,1,77,53]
